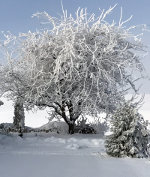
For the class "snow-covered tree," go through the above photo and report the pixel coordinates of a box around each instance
[105,102,149,158]
[0,43,31,102]
[0,46,30,130]
[0,6,145,133]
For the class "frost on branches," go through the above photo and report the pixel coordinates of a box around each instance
[105,102,149,158]
[0,6,145,133]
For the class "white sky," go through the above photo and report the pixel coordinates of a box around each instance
[0,98,49,128]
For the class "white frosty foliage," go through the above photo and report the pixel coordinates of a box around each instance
[105,102,149,158]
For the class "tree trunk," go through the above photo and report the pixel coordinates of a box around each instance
[56,99,81,134]
[13,98,25,131]
[68,122,75,134]
[0,100,4,106]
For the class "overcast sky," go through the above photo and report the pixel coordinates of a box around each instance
[0,0,150,93]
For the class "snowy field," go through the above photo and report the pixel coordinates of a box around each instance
[0,133,150,177]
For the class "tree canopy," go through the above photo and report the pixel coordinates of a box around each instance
[0,6,145,133]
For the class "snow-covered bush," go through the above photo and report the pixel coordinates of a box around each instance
[0,123,13,134]
[75,116,96,134]
[90,118,108,136]
[105,102,149,158]
[76,116,88,128]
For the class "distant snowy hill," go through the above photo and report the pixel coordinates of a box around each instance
[39,121,68,133]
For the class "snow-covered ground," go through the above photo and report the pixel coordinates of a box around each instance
[0,133,150,177]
